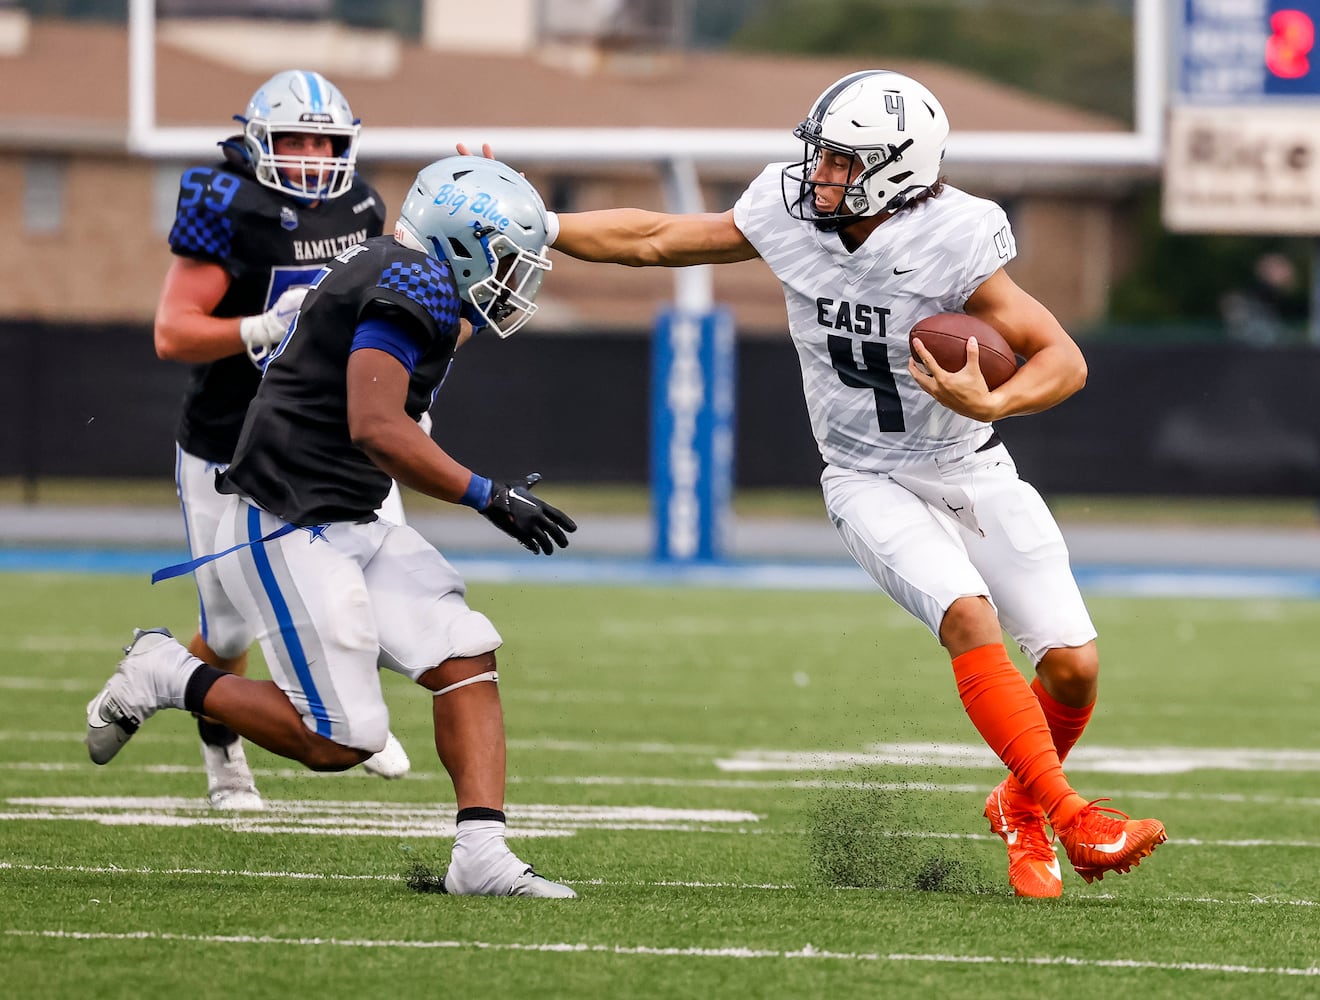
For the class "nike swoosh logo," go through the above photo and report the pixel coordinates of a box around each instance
[1079,831,1128,854]
[511,494,539,508]
[1045,858,1062,881]
[893,266,917,275]
[1004,830,1018,846]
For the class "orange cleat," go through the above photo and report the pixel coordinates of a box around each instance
[1055,799,1167,884]
[984,778,1063,898]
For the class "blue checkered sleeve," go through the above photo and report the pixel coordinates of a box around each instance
[375,258,462,331]
[168,198,234,259]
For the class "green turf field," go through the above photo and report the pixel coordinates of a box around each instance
[1,572,1318,998]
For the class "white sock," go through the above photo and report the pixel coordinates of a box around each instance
[135,635,200,710]
[447,819,526,894]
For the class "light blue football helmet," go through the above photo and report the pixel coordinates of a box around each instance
[394,156,552,338]
[238,69,360,201]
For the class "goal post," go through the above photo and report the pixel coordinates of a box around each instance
[127,0,1168,168]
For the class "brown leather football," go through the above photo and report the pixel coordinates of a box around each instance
[908,313,1018,390]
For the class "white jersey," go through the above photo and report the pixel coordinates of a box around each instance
[733,165,1016,473]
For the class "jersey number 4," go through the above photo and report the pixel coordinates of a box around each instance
[828,335,905,432]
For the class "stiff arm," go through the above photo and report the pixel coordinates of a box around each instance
[554,209,760,267]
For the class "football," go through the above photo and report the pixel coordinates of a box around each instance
[908,313,1018,390]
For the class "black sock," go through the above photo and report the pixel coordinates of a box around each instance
[183,663,229,716]
[456,806,506,824]
[197,716,239,747]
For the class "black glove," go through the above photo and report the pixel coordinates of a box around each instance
[480,473,577,555]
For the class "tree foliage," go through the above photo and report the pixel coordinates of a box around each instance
[1105,189,1311,333]
[730,0,1135,124]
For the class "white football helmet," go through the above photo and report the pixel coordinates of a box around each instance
[238,69,360,202]
[394,156,552,338]
[782,70,949,230]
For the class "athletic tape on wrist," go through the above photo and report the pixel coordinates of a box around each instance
[433,670,498,698]
[460,474,493,510]
[545,211,560,248]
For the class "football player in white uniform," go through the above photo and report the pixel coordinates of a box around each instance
[548,70,1166,897]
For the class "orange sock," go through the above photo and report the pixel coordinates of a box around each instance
[1034,675,1094,760]
[951,644,1087,828]
[1005,678,1094,808]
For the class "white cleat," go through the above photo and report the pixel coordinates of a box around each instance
[442,863,578,898]
[508,868,578,898]
[201,739,265,811]
[361,731,411,780]
[85,628,177,765]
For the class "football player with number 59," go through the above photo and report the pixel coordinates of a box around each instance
[548,70,1167,898]
[151,69,410,810]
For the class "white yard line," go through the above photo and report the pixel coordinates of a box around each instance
[0,862,399,881]
[0,636,125,654]
[0,677,93,692]
[0,797,760,838]
[719,743,1320,775]
[4,928,1317,977]
[0,731,196,745]
[2,862,1316,909]
[0,732,730,754]
[5,762,1320,810]
[8,733,1320,776]
[1,796,1317,849]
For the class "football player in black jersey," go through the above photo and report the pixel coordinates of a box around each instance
[88,156,579,897]
[152,70,410,810]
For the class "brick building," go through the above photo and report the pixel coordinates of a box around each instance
[0,13,1151,333]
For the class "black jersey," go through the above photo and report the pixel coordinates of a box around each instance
[166,156,386,464]
[219,236,464,525]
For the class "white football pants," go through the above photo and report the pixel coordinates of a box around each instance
[213,495,502,752]
[822,441,1096,664]
[175,445,408,660]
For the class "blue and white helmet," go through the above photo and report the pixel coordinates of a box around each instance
[782,70,949,230]
[238,69,360,201]
[394,156,552,338]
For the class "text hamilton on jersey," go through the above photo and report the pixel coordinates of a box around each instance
[293,230,371,262]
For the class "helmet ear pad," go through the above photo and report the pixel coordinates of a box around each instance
[438,231,480,289]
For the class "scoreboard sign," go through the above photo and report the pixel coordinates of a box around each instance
[1167,1,1320,232]
[1178,0,1320,103]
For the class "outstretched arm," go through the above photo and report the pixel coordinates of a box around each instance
[554,209,759,268]
[348,344,575,555]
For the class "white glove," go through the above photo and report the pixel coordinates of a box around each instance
[239,286,308,366]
